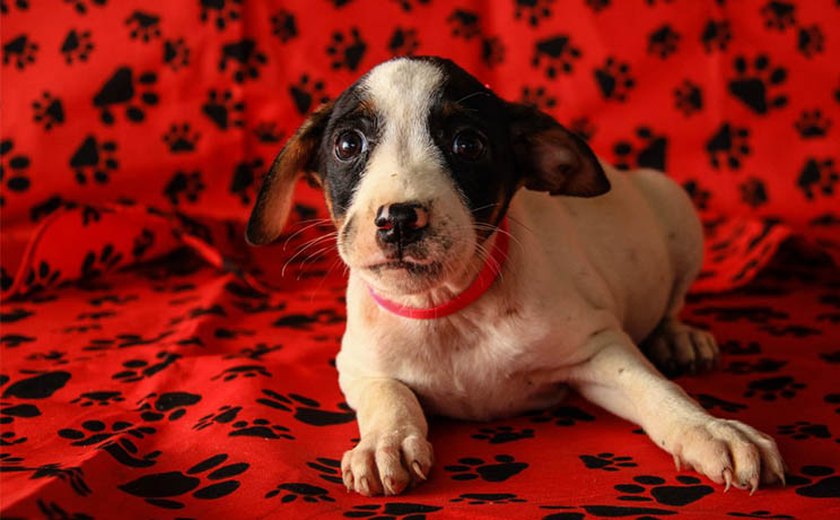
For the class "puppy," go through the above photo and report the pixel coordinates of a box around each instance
[246,56,785,496]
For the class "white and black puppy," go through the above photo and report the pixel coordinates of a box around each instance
[246,56,785,497]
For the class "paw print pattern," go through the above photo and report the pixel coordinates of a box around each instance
[744,375,806,400]
[200,0,241,31]
[388,27,420,56]
[580,452,637,471]
[514,0,554,27]
[136,392,201,422]
[327,28,367,71]
[777,421,832,440]
[202,89,244,130]
[648,24,679,58]
[125,10,161,42]
[219,39,267,83]
[520,85,557,111]
[60,29,93,64]
[163,38,190,70]
[230,418,293,440]
[193,405,242,431]
[70,135,117,184]
[343,503,442,519]
[797,24,824,58]
[674,80,703,115]
[788,465,840,498]
[739,177,769,208]
[450,493,527,504]
[81,244,122,278]
[797,158,838,200]
[594,57,635,102]
[112,351,181,383]
[614,475,714,506]
[706,122,751,169]
[532,34,581,78]
[63,0,107,15]
[265,482,335,502]
[58,420,160,467]
[32,92,65,131]
[257,389,355,426]
[701,19,732,52]
[230,158,264,205]
[164,170,205,204]
[525,405,595,426]
[22,260,62,292]
[2,34,38,70]
[70,391,125,407]
[252,122,283,144]
[728,54,788,114]
[289,75,329,116]
[612,127,667,171]
[761,1,796,31]
[162,123,200,153]
[119,453,249,509]
[481,36,505,67]
[471,425,534,444]
[585,0,610,12]
[211,364,271,382]
[795,109,831,138]
[1,139,32,203]
[444,455,528,482]
[306,457,343,484]
[93,67,159,124]
[271,10,297,43]
[447,9,481,39]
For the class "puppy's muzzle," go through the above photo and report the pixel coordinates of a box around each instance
[375,202,429,254]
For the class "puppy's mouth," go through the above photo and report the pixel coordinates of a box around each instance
[366,259,443,277]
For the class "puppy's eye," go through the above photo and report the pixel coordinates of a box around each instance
[452,130,486,161]
[335,130,367,161]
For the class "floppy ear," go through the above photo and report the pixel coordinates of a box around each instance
[507,102,610,197]
[245,102,334,245]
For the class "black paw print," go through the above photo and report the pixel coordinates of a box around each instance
[701,19,732,52]
[22,260,62,292]
[271,10,297,43]
[615,475,713,506]
[450,493,527,504]
[230,418,293,440]
[448,9,481,39]
[739,177,769,208]
[777,421,832,440]
[306,457,343,484]
[125,10,161,42]
[193,405,242,431]
[0,139,32,204]
[648,24,680,58]
[71,391,125,407]
[63,0,107,15]
[289,75,329,116]
[163,38,190,70]
[265,482,334,502]
[674,80,703,116]
[81,244,122,278]
[696,393,748,413]
[481,36,505,67]
[761,1,796,31]
[219,39,267,83]
[223,342,282,361]
[162,123,200,153]
[253,122,283,144]
[200,0,241,30]
[327,27,367,71]
[570,117,596,142]
[797,24,824,58]
[119,453,249,509]
[580,452,637,472]
[585,0,610,11]
[58,419,160,468]
[132,228,154,259]
[612,127,667,171]
[2,34,38,70]
[32,92,65,131]
[472,425,534,444]
[706,122,750,169]
[524,405,595,426]
[594,57,635,102]
[70,135,118,184]
[344,503,441,519]
[388,27,420,56]
[445,455,527,482]
[787,465,840,498]
[532,34,581,78]
[212,364,271,382]
[514,0,554,27]
[1,430,27,445]
[202,89,244,130]
[795,109,831,138]
[797,157,838,200]
[230,158,263,205]
[520,85,557,111]
[136,392,201,422]
[93,67,159,124]
[164,170,205,204]
[728,54,788,114]
[257,389,355,426]
[60,29,93,64]
[1,0,29,14]
[112,351,181,383]
[391,0,431,12]
[744,375,806,400]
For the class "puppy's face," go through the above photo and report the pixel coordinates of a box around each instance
[246,57,609,296]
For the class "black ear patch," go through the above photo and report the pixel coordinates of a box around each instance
[245,102,333,245]
[508,102,610,197]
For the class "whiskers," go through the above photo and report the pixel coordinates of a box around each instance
[281,229,339,278]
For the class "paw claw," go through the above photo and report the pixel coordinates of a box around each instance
[412,461,427,481]
[723,468,733,492]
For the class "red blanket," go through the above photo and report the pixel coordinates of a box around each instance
[2,0,839,517]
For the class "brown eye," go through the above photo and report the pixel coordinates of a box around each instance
[335,130,366,161]
[452,130,486,161]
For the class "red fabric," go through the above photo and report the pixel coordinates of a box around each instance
[2,0,839,518]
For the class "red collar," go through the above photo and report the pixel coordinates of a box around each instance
[368,218,510,319]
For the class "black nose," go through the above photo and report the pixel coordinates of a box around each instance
[375,203,429,247]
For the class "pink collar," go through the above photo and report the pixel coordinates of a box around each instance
[368,218,510,320]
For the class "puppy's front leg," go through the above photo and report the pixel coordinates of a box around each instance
[341,378,434,496]
[567,329,785,492]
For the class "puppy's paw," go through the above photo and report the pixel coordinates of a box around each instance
[673,418,785,492]
[643,318,719,376]
[341,431,433,496]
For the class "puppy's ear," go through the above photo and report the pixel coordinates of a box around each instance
[507,102,610,197]
[246,102,334,245]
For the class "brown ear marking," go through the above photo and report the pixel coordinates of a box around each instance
[245,102,334,245]
[508,102,610,198]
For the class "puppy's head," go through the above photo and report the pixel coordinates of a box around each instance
[247,57,608,296]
